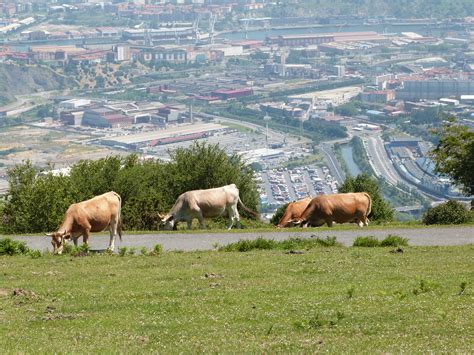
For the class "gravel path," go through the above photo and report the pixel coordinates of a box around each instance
[8,225,474,252]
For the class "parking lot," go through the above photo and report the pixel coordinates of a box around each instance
[256,165,339,207]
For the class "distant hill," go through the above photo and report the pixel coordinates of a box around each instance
[272,0,473,19]
[0,63,74,106]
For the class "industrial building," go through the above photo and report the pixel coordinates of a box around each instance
[396,79,474,100]
[99,123,227,150]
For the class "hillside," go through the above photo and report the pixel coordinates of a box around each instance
[0,63,75,106]
[269,0,473,19]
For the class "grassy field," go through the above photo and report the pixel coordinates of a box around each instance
[1,245,473,352]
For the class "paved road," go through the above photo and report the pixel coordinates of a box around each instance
[319,143,345,183]
[364,136,401,185]
[9,226,474,252]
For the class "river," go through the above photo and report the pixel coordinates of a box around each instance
[220,23,451,41]
[340,144,362,177]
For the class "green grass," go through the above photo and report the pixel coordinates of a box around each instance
[1,246,473,352]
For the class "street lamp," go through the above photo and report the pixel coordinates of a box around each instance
[264,113,271,148]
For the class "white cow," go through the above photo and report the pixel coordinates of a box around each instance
[159,184,257,230]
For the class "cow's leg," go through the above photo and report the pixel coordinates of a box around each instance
[358,220,364,228]
[232,205,241,229]
[72,233,79,247]
[82,230,90,247]
[363,217,369,227]
[326,220,333,227]
[108,223,116,251]
[226,206,235,230]
[197,213,206,229]
[187,219,193,230]
[108,216,120,251]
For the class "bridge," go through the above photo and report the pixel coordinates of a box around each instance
[394,205,423,213]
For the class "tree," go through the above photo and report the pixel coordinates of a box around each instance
[335,102,359,117]
[338,174,394,222]
[270,203,289,225]
[431,120,474,195]
[164,142,259,216]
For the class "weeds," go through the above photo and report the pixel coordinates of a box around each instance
[459,282,467,296]
[140,247,149,256]
[219,236,341,252]
[127,247,136,256]
[152,244,163,255]
[412,279,438,295]
[353,235,409,247]
[347,286,355,299]
[118,247,128,257]
[353,236,381,247]
[29,250,42,259]
[0,238,30,256]
[62,243,73,254]
[380,235,409,247]
[294,311,345,331]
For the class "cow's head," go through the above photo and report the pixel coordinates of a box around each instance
[277,219,298,228]
[285,219,307,228]
[46,231,71,254]
[158,214,177,231]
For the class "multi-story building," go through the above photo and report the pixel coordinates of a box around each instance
[396,79,474,100]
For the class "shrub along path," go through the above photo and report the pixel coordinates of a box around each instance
[7,225,474,252]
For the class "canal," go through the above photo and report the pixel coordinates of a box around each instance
[340,144,362,177]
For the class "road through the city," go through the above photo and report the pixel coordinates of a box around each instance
[364,136,401,185]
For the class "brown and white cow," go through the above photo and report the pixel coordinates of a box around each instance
[47,191,122,254]
[159,184,257,230]
[276,197,312,228]
[290,192,372,228]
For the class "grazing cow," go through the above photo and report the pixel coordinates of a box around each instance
[159,184,257,230]
[47,191,122,254]
[276,197,312,228]
[290,192,372,228]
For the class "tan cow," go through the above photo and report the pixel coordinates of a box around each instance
[47,191,122,254]
[276,197,312,228]
[291,192,372,228]
[159,184,257,230]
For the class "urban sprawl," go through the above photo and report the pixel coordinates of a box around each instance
[1,0,474,219]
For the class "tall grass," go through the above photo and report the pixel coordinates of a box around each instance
[219,236,341,252]
[353,234,409,247]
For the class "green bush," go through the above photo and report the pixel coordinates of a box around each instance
[0,238,30,255]
[423,200,472,225]
[380,234,409,247]
[353,236,381,247]
[1,142,259,233]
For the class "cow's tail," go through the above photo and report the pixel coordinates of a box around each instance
[112,191,123,241]
[238,197,259,219]
[364,192,372,218]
